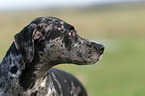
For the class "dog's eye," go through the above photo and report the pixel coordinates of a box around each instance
[68,30,74,36]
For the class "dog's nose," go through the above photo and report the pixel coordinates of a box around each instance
[94,43,105,54]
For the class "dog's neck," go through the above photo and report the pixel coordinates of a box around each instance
[0,42,52,95]
[19,50,54,91]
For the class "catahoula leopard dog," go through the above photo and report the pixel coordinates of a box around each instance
[0,17,105,96]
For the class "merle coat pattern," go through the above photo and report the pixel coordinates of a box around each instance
[0,17,104,96]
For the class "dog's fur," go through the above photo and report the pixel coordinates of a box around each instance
[0,17,104,96]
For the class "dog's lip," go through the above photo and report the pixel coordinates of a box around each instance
[83,56,101,65]
[91,54,103,64]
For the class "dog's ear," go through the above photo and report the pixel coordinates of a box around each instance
[14,24,46,63]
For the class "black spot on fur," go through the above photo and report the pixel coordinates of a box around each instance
[74,36,78,42]
[62,36,72,51]
[77,53,82,57]
[10,66,18,74]
[0,72,1,78]
[49,29,63,40]
[0,82,5,88]
[31,91,38,96]
[29,83,35,89]
[9,58,12,64]
[4,88,9,94]
[10,76,14,80]
[50,45,55,47]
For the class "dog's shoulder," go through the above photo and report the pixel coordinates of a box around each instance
[48,68,87,96]
[49,68,80,84]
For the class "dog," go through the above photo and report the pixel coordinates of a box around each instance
[0,17,104,96]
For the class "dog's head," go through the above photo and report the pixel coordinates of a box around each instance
[14,17,104,65]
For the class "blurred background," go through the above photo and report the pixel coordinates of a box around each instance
[0,0,145,96]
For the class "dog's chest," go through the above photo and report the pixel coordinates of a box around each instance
[39,76,58,96]
[27,74,59,96]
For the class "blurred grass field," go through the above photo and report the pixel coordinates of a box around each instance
[0,3,145,96]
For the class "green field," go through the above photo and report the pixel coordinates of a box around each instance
[0,4,145,96]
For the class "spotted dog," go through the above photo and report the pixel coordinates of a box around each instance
[0,17,104,96]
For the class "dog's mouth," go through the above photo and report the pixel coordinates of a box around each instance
[87,52,103,65]
[95,54,103,63]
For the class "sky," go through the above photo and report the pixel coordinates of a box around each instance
[0,0,137,11]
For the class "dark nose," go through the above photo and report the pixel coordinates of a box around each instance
[94,43,105,54]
